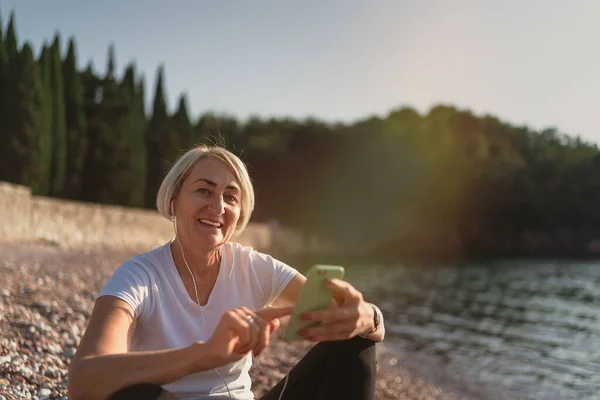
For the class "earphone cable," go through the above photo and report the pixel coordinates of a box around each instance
[173,216,233,399]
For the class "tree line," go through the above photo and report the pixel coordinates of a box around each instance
[2,11,600,259]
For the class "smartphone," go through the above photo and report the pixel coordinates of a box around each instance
[284,264,345,342]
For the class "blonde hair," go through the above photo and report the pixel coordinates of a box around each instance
[156,145,255,234]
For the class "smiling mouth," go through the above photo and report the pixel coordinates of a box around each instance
[198,218,223,228]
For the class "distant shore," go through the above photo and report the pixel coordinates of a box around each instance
[275,239,600,269]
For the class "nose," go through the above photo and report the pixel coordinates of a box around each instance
[208,194,225,215]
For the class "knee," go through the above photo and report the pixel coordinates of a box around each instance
[337,335,377,351]
[319,335,377,362]
[108,383,177,400]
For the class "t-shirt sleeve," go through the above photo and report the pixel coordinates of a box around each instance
[97,260,155,322]
[250,249,298,307]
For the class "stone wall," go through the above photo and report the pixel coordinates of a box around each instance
[0,182,33,240]
[0,181,275,251]
[29,196,174,250]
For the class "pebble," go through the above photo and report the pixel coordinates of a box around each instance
[37,387,51,399]
[47,343,62,354]
[62,347,76,358]
[70,324,80,337]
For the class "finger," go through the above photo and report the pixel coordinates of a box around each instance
[235,308,261,354]
[240,308,270,357]
[242,307,266,352]
[226,309,250,353]
[253,318,272,357]
[301,306,359,325]
[299,321,359,340]
[298,317,365,342]
[325,279,363,304]
[269,317,281,332]
[242,307,269,354]
[255,306,294,321]
[248,307,289,355]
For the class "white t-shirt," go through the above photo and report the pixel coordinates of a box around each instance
[97,240,298,400]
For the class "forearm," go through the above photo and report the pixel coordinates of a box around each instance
[68,342,214,400]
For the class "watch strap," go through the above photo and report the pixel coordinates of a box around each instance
[359,305,381,337]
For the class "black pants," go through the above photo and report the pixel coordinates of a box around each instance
[109,336,376,400]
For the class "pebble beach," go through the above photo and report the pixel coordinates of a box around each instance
[0,239,467,400]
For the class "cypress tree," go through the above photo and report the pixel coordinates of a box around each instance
[103,66,132,205]
[144,66,169,208]
[38,45,52,90]
[136,76,148,144]
[0,11,6,76]
[107,44,116,80]
[0,12,19,183]
[48,34,67,196]
[0,11,8,179]
[170,94,193,156]
[80,64,101,202]
[2,9,18,129]
[34,45,54,195]
[11,44,46,189]
[133,72,148,207]
[62,38,87,198]
[0,11,6,102]
[79,46,133,205]
[119,63,146,207]
[4,11,17,61]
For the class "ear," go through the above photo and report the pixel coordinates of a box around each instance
[170,201,175,216]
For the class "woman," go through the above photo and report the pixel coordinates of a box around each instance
[68,145,385,400]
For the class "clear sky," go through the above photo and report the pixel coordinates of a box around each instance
[2,0,599,143]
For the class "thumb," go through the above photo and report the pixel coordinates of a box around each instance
[269,318,281,332]
[256,306,294,321]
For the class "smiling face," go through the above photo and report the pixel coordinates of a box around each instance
[172,156,242,250]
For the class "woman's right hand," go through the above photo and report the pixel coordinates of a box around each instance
[204,306,293,366]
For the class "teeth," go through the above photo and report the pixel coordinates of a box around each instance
[200,219,221,228]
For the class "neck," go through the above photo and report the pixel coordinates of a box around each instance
[171,238,221,277]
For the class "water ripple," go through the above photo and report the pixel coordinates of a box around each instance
[348,260,600,400]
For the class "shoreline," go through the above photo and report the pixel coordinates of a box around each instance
[276,248,600,271]
[0,239,468,400]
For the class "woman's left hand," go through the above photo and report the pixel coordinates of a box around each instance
[297,278,375,342]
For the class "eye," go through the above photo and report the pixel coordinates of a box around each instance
[197,188,211,195]
[225,194,239,204]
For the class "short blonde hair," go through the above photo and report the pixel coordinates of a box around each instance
[156,145,255,234]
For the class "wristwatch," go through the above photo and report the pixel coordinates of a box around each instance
[359,305,382,337]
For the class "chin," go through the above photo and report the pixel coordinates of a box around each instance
[197,234,228,248]
[192,227,233,246]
